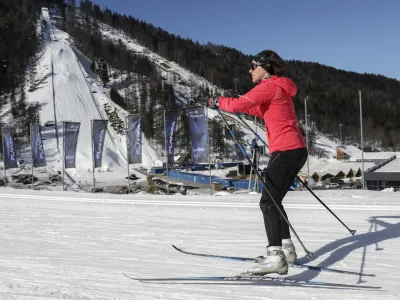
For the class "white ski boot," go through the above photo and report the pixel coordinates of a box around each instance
[247,246,288,275]
[256,240,297,264]
[282,239,297,264]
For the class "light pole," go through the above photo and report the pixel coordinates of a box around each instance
[359,91,365,189]
[339,123,343,145]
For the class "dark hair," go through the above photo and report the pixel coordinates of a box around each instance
[253,50,285,76]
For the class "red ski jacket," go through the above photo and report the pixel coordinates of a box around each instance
[218,76,306,154]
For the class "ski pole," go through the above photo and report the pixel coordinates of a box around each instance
[216,109,314,259]
[234,113,356,236]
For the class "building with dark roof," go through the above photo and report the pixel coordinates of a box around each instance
[364,155,400,191]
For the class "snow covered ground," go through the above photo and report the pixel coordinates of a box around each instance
[314,134,362,157]
[0,188,399,299]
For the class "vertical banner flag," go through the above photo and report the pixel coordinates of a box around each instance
[165,111,178,165]
[187,106,209,163]
[2,127,18,169]
[127,115,142,164]
[31,123,47,167]
[92,120,108,168]
[64,122,80,169]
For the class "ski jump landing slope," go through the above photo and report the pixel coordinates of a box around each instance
[48,29,124,168]
[37,8,160,185]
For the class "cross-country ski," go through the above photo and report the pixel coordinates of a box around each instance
[172,245,376,277]
[123,273,381,290]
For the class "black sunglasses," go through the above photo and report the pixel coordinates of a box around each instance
[251,62,263,70]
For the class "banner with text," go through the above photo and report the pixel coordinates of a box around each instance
[64,122,80,169]
[2,127,18,170]
[187,107,209,163]
[92,120,108,168]
[31,123,47,167]
[127,115,142,164]
[164,111,178,165]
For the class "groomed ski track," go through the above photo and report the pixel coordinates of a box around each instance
[0,189,399,299]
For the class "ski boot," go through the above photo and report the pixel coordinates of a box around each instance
[282,239,297,264]
[246,246,288,275]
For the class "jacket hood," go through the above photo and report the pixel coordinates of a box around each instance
[261,76,297,97]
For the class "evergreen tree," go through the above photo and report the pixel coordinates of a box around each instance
[211,120,225,157]
[382,129,394,149]
[90,60,95,72]
[149,82,164,144]
[166,84,176,110]
[109,88,126,109]
[139,80,147,114]
[127,85,139,114]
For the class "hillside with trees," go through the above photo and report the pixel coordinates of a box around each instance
[1,0,399,154]
[0,0,64,154]
[75,0,400,150]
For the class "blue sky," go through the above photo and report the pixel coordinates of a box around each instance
[92,0,399,80]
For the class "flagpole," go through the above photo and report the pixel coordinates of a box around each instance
[164,110,169,194]
[62,121,65,191]
[248,147,255,192]
[254,116,258,193]
[205,107,212,195]
[2,127,6,187]
[126,116,130,194]
[305,96,310,184]
[30,123,34,188]
[91,120,96,192]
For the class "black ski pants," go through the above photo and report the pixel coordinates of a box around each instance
[259,147,308,247]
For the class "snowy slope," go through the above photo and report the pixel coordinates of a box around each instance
[100,24,221,99]
[0,188,399,299]
[374,157,400,172]
[40,10,127,183]
[21,9,164,188]
[315,133,362,157]
[50,30,125,171]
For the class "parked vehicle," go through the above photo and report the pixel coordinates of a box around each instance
[326,183,339,189]
[117,186,134,194]
[44,121,55,127]
[106,185,134,194]
[89,187,103,193]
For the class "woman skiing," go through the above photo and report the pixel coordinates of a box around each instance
[207,50,308,275]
